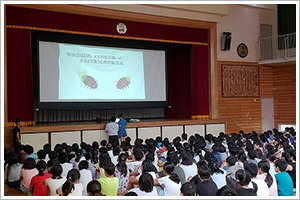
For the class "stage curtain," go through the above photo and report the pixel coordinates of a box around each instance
[6,6,208,44]
[7,29,34,123]
[165,44,192,118]
[191,45,209,116]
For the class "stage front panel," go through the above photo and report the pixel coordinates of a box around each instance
[83,130,101,146]
[206,124,226,137]
[51,131,81,150]
[21,132,48,153]
[162,126,184,141]
[126,128,137,143]
[138,127,161,141]
[185,125,205,137]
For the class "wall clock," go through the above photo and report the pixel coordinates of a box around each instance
[237,43,248,58]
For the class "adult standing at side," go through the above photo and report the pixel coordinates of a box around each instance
[105,116,119,146]
[12,118,22,152]
[118,114,127,142]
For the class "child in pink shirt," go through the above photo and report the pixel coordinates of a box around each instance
[20,158,38,195]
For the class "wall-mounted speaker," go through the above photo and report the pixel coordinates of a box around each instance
[221,32,231,51]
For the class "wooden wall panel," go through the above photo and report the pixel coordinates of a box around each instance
[217,61,262,133]
[273,65,296,128]
[217,61,296,134]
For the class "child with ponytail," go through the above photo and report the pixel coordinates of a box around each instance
[30,160,52,196]
[57,169,83,196]
[154,161,181,196]
[45,164,66,196]
[70,149,85,170]
[235,169,257,196]
[257,160,278,196]
[115,153,130,195]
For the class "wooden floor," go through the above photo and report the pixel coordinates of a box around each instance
[4,184,26,196]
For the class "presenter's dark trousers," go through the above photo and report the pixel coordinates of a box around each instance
[109,135,119,146]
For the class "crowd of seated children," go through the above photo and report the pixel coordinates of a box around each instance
[4,125,296,196]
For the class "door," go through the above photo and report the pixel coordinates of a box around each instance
[261,97,274,132]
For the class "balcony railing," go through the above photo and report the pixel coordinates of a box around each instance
[258,32,296,62]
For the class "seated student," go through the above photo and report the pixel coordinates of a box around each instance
[5,151,23,189]
[83,152,96,181]
[80,142,87,155]
[48,151,58,161]
[46,159,60,174]
[235,169,257,196]
[274,159,294,196]
[235,152,248,170]
[180,182,196,196]
[180,133,188,145]
[115,153,130,195]
[211,144,222,167]
[166,152,186,185]
[56,169,83,196]
[154,161,181,196]
[194,165,218,196]
[126,148,144,174]
[128,172,158,196]
[30,160,52,196]
[111,146,121,166]
[267,154,277,175]
[127,159,158,190]
[20,158,39,195]
[58,152,73,177]
[95,150,112,179]
[222,155,238,180]
[155,136,163,150]
[78,160,93,196]
[87,180,105,196]
[247,150,258,165]
[145,152,159,172]
[21,145,31,163]
[70,149,85,170]
[216,185,238,196]
[244,163,269,196]
[37,150,47,163]
[98,162,119,196]
[209,161,226,189]
[286,150,296,191]
[256,160,278,196]
[219,145,228,162]
[180,151,198,181]
[45,164,67,196]
[43,144,51,163]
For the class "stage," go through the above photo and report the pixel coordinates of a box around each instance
[19,118,227,152]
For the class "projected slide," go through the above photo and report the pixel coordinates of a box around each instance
[58,44,145,100]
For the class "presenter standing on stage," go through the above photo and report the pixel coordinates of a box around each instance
[105,116,119,146]
[12,118,22,152]
[118,114,127,142]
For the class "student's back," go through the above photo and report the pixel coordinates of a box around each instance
[274,159,294,196]
[275,171,294,196]
[98,163,119,196]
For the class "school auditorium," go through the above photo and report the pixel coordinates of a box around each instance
[2,3,297,197]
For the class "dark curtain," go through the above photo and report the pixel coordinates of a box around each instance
[277,4,296,49]
[191,45,209,115]
[165,44,192,118]
[7,29,34,123]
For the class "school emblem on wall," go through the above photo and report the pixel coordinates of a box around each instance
[116,23,127,34]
